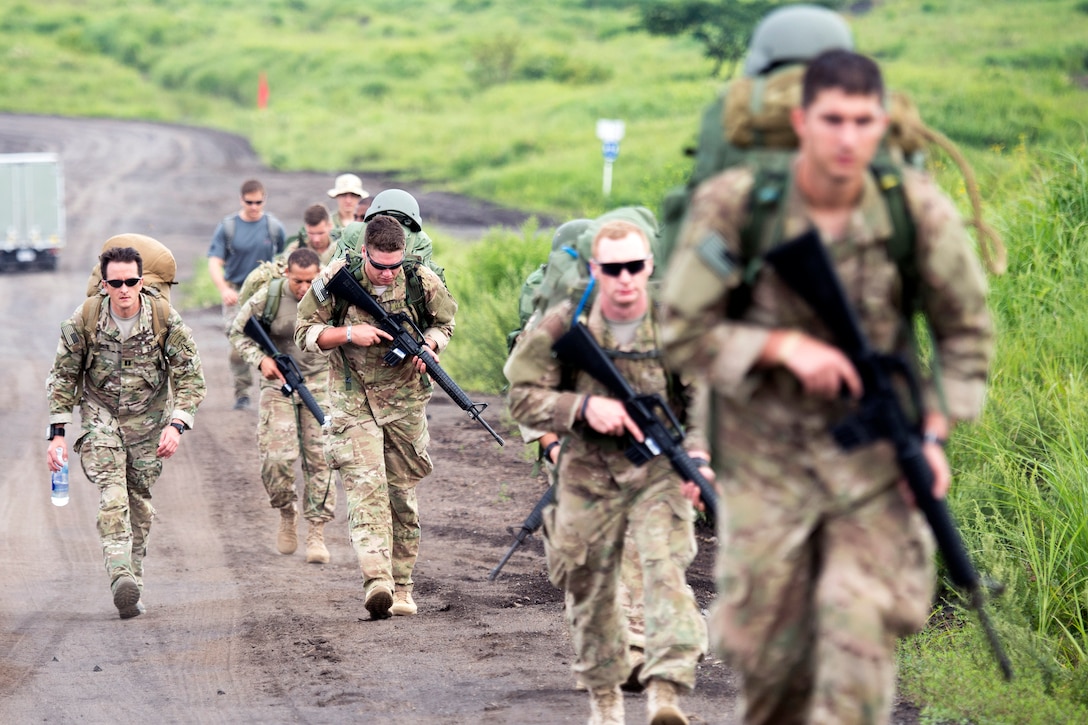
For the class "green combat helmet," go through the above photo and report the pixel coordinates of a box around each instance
[742,3,854,77]
[364,188,423,233]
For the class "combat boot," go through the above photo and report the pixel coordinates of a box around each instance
[646,678,688,725]
[277,506,298,555]
[391,589,417,616]
[305,521,330,564]
[588,685,624,725]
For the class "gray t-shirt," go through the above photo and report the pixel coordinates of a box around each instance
[207,213,287,285]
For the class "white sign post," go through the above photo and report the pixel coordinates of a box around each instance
[596,119,625,196]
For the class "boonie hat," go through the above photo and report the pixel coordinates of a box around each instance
[327,173,369,199]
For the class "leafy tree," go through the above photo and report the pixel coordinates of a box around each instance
[641,0,840,78]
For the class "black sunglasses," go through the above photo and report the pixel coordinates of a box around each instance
[243,198,265,206]
[104,277,142,288]
[595,259,648,277]
[367,256,404,271]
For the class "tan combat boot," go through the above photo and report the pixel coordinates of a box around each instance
[588,685,624,725]
[646,678,688,725]
[305,521,330,564]
[277,506,298,555]
[391,589,417,616]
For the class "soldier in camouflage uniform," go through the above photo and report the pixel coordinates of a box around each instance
[295,214,456,619]
[229,248,335,564]
[284,203,337,267]
[505,220,708,725]
[46,245,206,619]
[661,51,994,724]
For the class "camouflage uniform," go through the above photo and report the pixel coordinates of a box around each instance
[229,280,335,523]
[295,258,456,598]
[504,299,708,693]
[46,292,206,592]
[661,165,993,724]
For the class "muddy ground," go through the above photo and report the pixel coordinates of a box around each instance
[0,114,918,724]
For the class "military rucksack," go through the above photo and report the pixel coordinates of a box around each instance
[82,233,176,352]
[331,221,446,283]
[238,257,288,308]
[658,64,1006,276]
[330,250,437,332]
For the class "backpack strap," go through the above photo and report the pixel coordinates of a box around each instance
[872,162,920,317]
[730,165,790,319]
[261,277,286,328]
[266,214,286,254]
[79,289,170,366]
[222,215,236,257]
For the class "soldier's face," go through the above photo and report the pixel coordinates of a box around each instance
[240,193,265,222]
[364,248,405,287]
[102,260,143,318]
[354,198,372,222]
[287,264,319,301]
[305,221,331,252]
[792,88,888,184]
[591,232,653,321]
[336,193,361,219]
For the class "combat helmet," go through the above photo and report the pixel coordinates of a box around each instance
[363,188,423,233]
[552,219,591,252]
[743,4,854,77]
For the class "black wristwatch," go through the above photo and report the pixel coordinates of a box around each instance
[169,422,186,436]
[46,424,65,441]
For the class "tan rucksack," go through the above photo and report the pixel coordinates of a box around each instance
[81,233,176,350]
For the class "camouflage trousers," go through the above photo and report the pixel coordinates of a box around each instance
[257,384,335,522]
[324,401,432,595]
[711,437,936,725]
[77,432,162,592]
[544,444,706,692]
[221,291,252,400]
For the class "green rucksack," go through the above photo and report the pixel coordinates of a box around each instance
[658,64,1006,277]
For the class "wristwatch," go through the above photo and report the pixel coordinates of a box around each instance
[169,422,186,436]
[46,424,65,441]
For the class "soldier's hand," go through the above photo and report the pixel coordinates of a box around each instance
[219,287,239,306]
[47,441,68,472]
[582,395,644,441]
[259,356,286,383]
[157,424,181,459]
[347,323,392,347]
[412,348,436,375]
[680,463,716,513]
[763,330,862,399]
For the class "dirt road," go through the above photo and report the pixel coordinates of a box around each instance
[0,114,738,724]
[0,114,918,724]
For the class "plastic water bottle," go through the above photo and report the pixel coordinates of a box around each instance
[51,449,69,507]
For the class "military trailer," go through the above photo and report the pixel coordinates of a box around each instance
[0,152,65,271]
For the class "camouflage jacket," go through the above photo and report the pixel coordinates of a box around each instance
[504,298,708,455]
[46,296,206,445]
[294,257,457,425]
[228,280,330,395]
[661,163,993,429]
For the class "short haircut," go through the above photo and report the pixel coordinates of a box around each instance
[303,203,330,226]
[100,246,143,279]
[240,179,265,197]
[287,247,320,271]
[802,50,884,108]
[364,214,406,254]
[591,219,650,259]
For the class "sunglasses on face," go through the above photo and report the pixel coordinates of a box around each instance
[243,198,265,206]
[367,256,404,271]
[594,259,649,277]
[105,277,142,288]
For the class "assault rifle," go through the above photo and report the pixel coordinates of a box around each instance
[326,266,504,446]
[488,484,554,581]
[243,315,328,427]
[551,323,719,522]
[763,229,1013,680]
